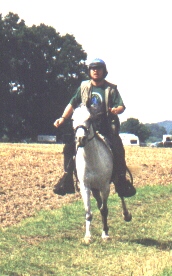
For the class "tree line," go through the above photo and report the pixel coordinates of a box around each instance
[0,13,169,143]
[120,118,170,143]
[0,12,88,142]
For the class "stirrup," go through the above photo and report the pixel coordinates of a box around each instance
[53,172,68,196]
[53,171,75,196]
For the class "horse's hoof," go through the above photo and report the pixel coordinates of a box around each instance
[102,231,110,241]
[124,212,132,222]
[102,236,110,242]
[83,236,92,244]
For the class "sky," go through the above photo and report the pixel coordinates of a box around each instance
[1,0,172,124]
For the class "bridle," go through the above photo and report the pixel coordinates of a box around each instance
[74,119,96,147]
[72,109,105,149]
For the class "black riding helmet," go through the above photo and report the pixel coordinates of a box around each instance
[88,58,108,78]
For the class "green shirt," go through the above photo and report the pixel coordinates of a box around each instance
[70,82,125,135]
[70,83,125,111]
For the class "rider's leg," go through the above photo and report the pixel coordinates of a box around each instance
[63,142,75,191]
[111,134,127,177]
[53,142,75,195]
[109,123,136,197]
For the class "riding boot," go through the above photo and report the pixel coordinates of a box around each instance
[53,143,75,196]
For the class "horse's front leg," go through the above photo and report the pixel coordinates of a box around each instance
[80,183,92,243]
[92,189,109,240]
[100,199,109,239]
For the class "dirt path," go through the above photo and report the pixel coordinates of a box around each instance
[0,143,172,227]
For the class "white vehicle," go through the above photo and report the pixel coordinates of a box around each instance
[119,133,140,146]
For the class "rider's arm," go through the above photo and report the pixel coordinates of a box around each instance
[54,86,81,128]
[109,86,126,115]
[54,104,74,128]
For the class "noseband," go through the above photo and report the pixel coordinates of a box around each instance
[74,121,95,145]
[74,125,89,135]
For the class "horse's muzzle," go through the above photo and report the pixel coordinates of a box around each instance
[75,136,87,147]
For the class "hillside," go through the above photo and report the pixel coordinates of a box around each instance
[157,120,172,133]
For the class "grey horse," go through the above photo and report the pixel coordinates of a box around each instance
[72,105,131,243]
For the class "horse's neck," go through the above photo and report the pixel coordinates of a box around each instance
[87,125,111,152]
[85,126,104,155]
[87,124,95,139]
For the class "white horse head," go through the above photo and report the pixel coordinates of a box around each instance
[72,104,94,148]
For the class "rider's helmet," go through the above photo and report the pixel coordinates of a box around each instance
[88,58,108,78]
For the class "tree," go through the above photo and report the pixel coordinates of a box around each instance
[0,13,26,139]
[120,118,151,142]
[145,123,167,142]
[0,13,88,141]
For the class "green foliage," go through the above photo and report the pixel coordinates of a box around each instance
[146,123,167,142]
[157,120,172,134]
[120,118,171,143]
[0,184,172,275]
[0,13,88,141]
[120,118,151,142]
[159,268,172,276]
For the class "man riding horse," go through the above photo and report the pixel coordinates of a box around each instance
[53,58,136,198]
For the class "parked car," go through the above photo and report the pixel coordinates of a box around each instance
[150,142,163,147]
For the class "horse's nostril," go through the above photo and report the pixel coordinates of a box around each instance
[76,136,87,147]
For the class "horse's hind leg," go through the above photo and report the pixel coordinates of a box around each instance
[100,200,109,239]
[121,197,132,222]
[92,188,102,209]
[92,189,109,239]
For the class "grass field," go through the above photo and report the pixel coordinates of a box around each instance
[0,143,172,275]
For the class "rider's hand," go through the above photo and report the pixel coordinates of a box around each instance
[109,107,118,115]
[54,117,65,128]
[109,106,125,115]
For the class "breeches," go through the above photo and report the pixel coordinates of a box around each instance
[63,142,75,173]
[108,122,126,174]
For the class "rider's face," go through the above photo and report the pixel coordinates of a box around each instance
[90,67,104,81]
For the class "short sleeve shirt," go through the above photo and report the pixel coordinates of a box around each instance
[70,84,125,110]
[70,83,125,134]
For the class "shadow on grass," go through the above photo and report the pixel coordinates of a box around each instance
[131,238,172,250]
